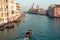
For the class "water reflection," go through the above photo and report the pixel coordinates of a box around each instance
[53,18,60,22]
[0,23,19,40]
[48,18,60,40]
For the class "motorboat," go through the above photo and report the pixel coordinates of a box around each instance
[24,29,32,38]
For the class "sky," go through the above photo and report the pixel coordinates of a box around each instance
[17,0,60,12]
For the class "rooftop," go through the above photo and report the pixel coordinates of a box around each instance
[49,4,60,7]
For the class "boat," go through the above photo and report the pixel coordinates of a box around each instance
[0,26,4,31]
[5,22,14,28]
[24,29,32,38]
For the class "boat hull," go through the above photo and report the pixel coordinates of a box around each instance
[24,30,32,38]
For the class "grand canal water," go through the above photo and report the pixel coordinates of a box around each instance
[0,13,60,40]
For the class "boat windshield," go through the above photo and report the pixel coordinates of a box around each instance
[26,32,30,34]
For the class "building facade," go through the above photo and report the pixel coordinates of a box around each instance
[0,0,7,23]
[0,0,2,19]
[0,0,17,22]
[16,3,21,14]
[12,3,21,21]
[54,5,60,17]
[48,4,60,17]
[0,0,22,25]
[7,0,17,22]
[6,0,16,20]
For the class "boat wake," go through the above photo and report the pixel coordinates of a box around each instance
[24,38,29,40]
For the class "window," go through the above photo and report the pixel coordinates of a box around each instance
[0,5,1,9]
[6,0,7,2]
[7,13,8,16]
[56,8,58,10]
[56,8,58,14]
[6,6,8,9]
[12,11,14,14]
[56,11,57,14]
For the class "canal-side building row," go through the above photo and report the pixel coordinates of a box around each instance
[28,3,46,15]
[0,0,21,24]
[48,4,60,17]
